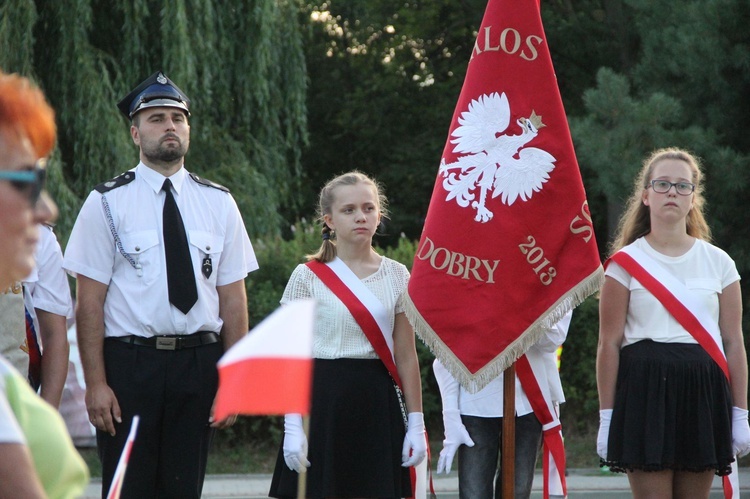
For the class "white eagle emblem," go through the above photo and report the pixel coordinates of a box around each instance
[439,92,556,223]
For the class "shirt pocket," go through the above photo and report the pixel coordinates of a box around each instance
[188,231,224,283]
[118,230,161,285]
[686,276,722,308]
[685,278,722,293]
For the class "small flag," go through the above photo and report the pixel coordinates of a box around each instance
[723,461,740,499]
[107,415,140,499]
[214,299,315,420]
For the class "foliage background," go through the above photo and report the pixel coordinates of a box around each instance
[2,0,749,458]
[1,0,308,245]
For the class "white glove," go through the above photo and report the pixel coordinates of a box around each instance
[732,407,750,457]
[597,409,612,460]
[282,414,310,473]
[402,412,427,467]
[436,409,474,474]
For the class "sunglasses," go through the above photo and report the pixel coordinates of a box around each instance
[0,160,47,206]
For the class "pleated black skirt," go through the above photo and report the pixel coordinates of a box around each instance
[269,358,412,498]
[602,340,734,476]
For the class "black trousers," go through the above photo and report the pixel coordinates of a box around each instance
[98,338,222,499]
[270,358,411,498]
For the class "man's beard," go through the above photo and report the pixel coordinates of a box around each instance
[143,140,187,164]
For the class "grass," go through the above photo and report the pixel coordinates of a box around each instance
[205,441,279,475]
[77,441,280,479]
[560,429,600,468]
[78,447,100,477]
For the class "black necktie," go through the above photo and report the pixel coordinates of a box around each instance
[162,178,198,314]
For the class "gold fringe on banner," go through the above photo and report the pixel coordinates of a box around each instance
[404,266,604,393]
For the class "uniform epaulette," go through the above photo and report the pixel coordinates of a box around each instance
[94,171,136,193]
[189,172,230,193]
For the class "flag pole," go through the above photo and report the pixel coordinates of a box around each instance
[502,363,516,499]
[296,415,310,499]
[107,415,140,499]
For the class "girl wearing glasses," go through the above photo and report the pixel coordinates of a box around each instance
[596,148,749,498]
[0,71,89,498]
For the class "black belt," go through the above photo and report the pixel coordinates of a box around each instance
[110,331,220,350]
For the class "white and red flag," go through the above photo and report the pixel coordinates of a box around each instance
[107,416,140,499]
[214,299,315,419]
[405,0,603,392]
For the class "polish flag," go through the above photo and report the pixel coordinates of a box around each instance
[214,299,315,420]
[724,461,740,499]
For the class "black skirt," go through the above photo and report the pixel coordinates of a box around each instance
[602,340,734,476]
[269,358,412,498]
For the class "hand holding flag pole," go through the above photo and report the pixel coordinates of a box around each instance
[214,299,316,499]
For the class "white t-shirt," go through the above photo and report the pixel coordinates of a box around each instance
[281,257,409,359]
[24,224,74,342]
[606,237,740,346]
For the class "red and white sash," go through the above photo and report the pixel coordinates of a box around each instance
[305,258,433,499]
[516,355,567,498]
[608,244,739,499]
[608,245,728,377]
[306,258,400,381]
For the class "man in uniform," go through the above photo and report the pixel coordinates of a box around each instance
[63,71,258,498]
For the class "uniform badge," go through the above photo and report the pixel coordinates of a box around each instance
[202,256,213,278]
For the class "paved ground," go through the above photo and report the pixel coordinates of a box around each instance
[81,468,750,498]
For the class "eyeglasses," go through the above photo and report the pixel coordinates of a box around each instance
[0,160,47,206]
[649,179,695,196]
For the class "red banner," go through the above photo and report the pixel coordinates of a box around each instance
[405,0,602,392]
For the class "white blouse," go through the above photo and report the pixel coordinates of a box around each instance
[281,257,410,359]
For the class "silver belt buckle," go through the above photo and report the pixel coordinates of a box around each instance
[156,337,177,350]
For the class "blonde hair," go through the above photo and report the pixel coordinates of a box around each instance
[609,147,711,256]
[306,171,388,263]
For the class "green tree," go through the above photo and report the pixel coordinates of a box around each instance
[627,0,750,154]
[542,0,637,116]
[296,0,489,244]
[569,0,750,272]
[1,0,308,244]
